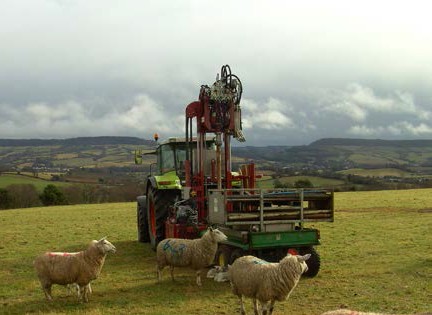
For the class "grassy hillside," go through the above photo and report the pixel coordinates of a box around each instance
[0,174,71,191]
[1,189,431,314]
[0,137,155,169]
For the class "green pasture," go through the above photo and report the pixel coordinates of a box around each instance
[337,168,414,178]
[0,189,431,314]
[0,174,70,192]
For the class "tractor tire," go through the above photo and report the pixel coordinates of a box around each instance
[299,247,321,277]
[137,201,149,243]
[147,188,178,250]
[215,245,233,267]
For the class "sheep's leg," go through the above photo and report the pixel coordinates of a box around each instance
[42,283,53,301]
[157,265,163,282]
[84,283,91,302]
[261,301,268,315]
[79,284,90,303]
[83,284,90,303]
[238,295,246,315]
[268,300,275,315]
[170,266,175,281]
[252,298,260,315]
[68,283,80,297]
[196,270,202,286]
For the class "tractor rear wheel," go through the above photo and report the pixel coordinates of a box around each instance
[147,188,178,250]
[137,201,149,243]
[299,247,321,277]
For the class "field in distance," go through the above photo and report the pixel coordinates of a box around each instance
[0,189,431,314]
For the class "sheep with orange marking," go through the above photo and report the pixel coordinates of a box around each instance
[34,237,116,302]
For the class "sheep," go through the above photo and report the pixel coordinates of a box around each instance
[66,283,92,297]
[207,265,230,282]
[228,253,310,315]
[34,237,116,302]
[320,310,432,315]
[156,227,227,286]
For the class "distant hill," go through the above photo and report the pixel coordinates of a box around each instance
[1,136,432,172]
[0,136,154,147]
[232,138,432,169]
[310,138,432,147]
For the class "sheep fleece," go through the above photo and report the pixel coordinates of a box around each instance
[34,245,106,286]
[229,255,305,302]
[157,234,217,270]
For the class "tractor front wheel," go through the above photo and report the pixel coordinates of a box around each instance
[137,200,149,243]
[146,188,178,250]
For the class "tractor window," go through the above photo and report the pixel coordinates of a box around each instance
[159,144,175,173]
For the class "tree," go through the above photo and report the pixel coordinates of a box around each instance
[0,188,11,210]
[7,184,41,209]
[294,179,313,188]
[40,184,67,206]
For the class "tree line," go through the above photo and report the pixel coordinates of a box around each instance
[0,183,145,210]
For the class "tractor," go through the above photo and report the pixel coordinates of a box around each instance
[135,65,333,277]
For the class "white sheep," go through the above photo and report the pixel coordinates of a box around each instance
[66,283,92,297]
[156,227,227,286]
[321,310,432,315]
[34,237,116,302]
[229,254,310,315]
[207,265,230,282]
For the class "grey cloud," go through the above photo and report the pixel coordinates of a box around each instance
[1,1,432,145]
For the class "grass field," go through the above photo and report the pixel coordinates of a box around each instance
[1,189,431,315]
[0,174,71,191]
[337,168,415,178]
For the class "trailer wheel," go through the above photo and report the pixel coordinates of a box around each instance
[147,188,178,250]
[215,245,232,267]
[299,247,321,277]
[137,202,149,243]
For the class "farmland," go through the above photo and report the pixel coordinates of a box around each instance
[1,189,431,314]
[0,174,71,192]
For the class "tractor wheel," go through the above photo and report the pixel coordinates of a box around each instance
[215,245,232,267]
[137,201,149,243]
[229,248,245,265]
[299,247,321,277]
[147,188,178,250]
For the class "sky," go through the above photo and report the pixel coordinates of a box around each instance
[1,0,431,146]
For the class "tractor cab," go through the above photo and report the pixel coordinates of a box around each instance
[154,137,217,181]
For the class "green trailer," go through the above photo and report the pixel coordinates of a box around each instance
[208,188,334,277]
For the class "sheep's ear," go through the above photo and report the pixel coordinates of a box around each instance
[98,236,107,242]
[298,254,311,262]
[208,227,214,232]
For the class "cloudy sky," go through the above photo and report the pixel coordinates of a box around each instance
[1,0,431,145]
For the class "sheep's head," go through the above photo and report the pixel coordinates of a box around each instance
[96,237,116,254]
[296,254,310,274]
[280,253,310,274]
[208,227,228,243]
